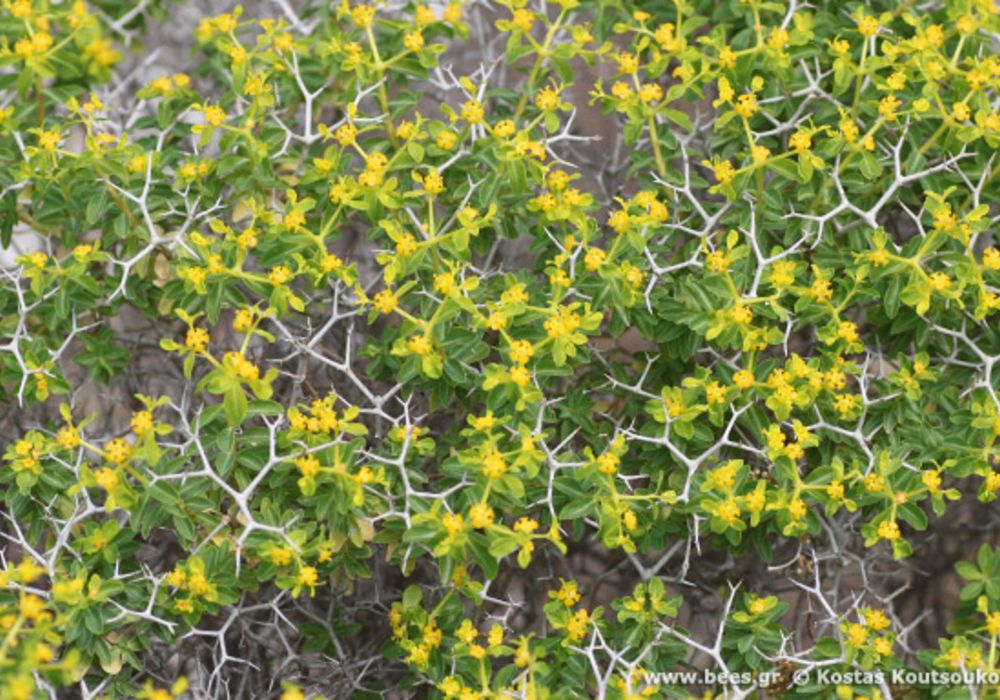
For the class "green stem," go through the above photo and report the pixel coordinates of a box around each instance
[514,9,568,120]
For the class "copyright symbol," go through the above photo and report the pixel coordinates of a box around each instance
[791,669,810,686]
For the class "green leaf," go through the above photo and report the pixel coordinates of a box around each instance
[223,387,248,426]
[662,108,693,132]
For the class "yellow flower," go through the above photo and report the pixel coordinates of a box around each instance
[16,558,44,585]
[857,15,880,38]
[809,278,833,303]
[372,289,398,315]
[555,580,581,607]
[26,251,47,268]
[837,321,859,344]
[269,546,293,566]
[535,86,561,112]
[873,637,893,657]
[469,503,494,529]
[767,259,795,287]
[621,262,644,289]
[865,609,890,631]
[131,410,154,436]
[845,621,868,646]
[616,52,639,75]
[407,335,433,356]
[834,393,858,416]
[483,310,506,331]
[297,566,318,588]
[611,81,633,100]
[10,0,32,18]
[988,472,1000,493]
[296,455,321,477]
[202,104,226,126]
[492,119,515,137]
[19,594,46,620]
[733,370,755,389]
[415,4,436,25]
[104,438,131,465]
[511,8,534,32]
[268,265,292,286]
[566,608,590,640]
[987,612,1000,636]
[441,512,465,536]
[439,676,462,696]
[544,306,582,339]
[878,94,901,121]
[513,516,538,533]
[868,249,890,267]
[709,461,739,491]
[767,27,788,50]
[596,451,619,475]
[717,77,735,103]
[928,272,951,292]
[351,4,376,26]
[728,304,753,325]
[280,687,305,700]
[734,93,758,119]
[719,46,737,68]
[422,170,444,195]
[709,159,736,185]
[878,520,901,541]
[224,352,260,382]
[788,130,812,153]
[460,99,484,124]
[482,450,507,479]
[638,83,663,103]
[487,624,503,648]
[706,381,728,404]
[584,247,606,272]
[787,497,807,520]
[334,123,357,147]
[839,119,859,143]
[864,473,885,493]
[705,249,731,274]
[752,144,771,163]
[956,13,979,33]
[509,340,534,365]
[57,426,80,450]
[471,412,496,431]
[83,36,119,67]
[623,509,638,531]
[826,481,844,501]
[717,498,741,525]
[403,31,424,51]
[37,129,61,151]
[456,618,478,644]
[436,2,462,24]
[608,209,630,233]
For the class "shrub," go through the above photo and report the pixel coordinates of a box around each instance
[2,0,1000,697]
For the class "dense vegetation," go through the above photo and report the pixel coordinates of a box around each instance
[3,0,1000,697]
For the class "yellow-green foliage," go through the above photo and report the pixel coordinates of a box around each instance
[3,0,1000,697]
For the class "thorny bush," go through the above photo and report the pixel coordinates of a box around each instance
[3,0,1000,697]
